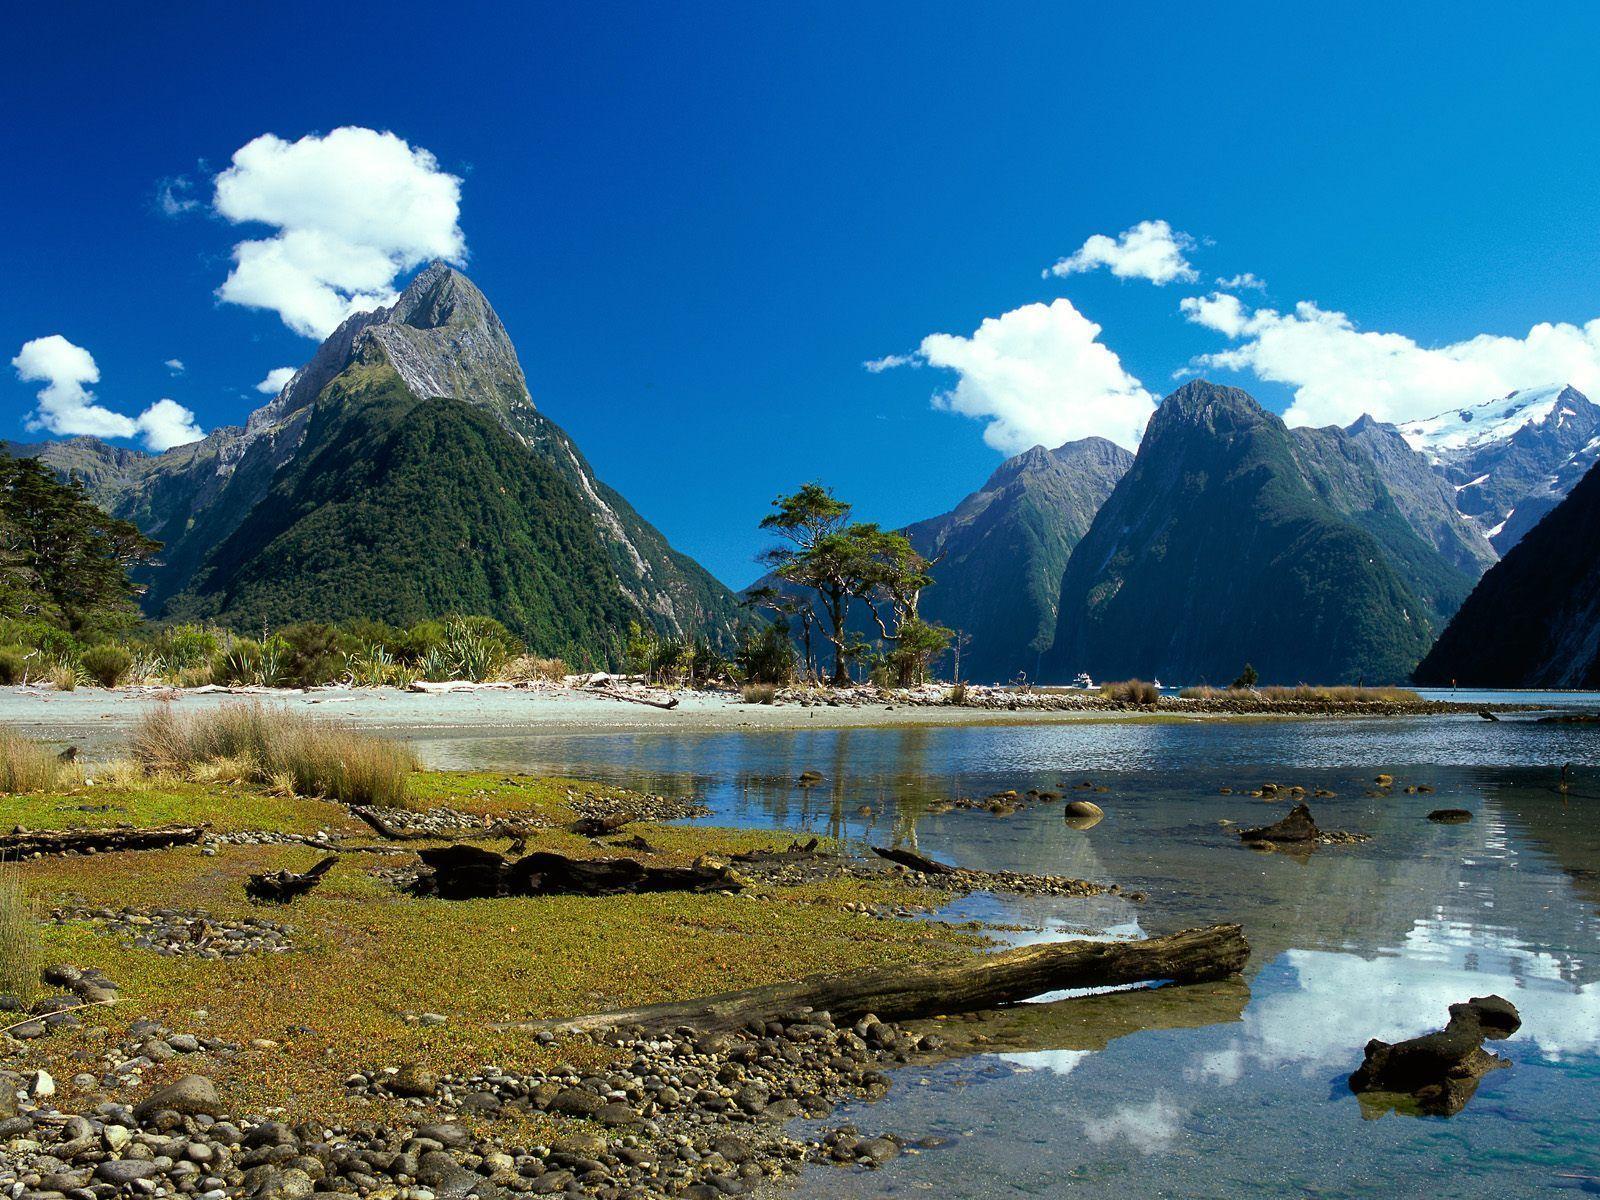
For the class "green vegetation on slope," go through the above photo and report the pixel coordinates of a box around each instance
[1046,381,1441,685]
[169,359,638,666]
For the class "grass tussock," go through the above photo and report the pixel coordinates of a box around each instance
[1178,684,1422,703]
[0,728,65,794]
[740,682,778,704]
[0,859,40,1004]
[1100,679,1161,705]
[945,682,969,705]
[131,703,418,806]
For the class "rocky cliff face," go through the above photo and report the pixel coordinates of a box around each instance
[1415,456,1600,687]
[1043,381,1449,685]
[21,263,738,646]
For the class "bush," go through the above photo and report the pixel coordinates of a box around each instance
[1101,679,1160,706]
[155,624,220,671]
[0,646,29,685]
[945,681,968,705]
[0,860,39,1004]
[1231,662,1259,689]
[501,655,569,682]
[80,643,133,688]
[49,664,78,692]
[737,624,797,685]
[441,617,516,682]
[132,703,417,806]
[281,622,356,687]
[0,729,65,794]
[213,639,262,685]
[741,682,777,704]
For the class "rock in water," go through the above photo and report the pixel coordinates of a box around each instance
[1427,808,1473,823]
[1063,799,1105,830]
[1238,802,1319,844]
[1349,995,1521,1117]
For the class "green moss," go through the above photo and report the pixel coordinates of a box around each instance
[9,771,979,1120]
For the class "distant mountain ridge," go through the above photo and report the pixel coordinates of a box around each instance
[15,263,738,658]
[1397,384,1600,552]
[901,436,1132,681]
[1042,381,1455,684]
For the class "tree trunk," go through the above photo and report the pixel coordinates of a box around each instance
[0,824,208,857]
[524,923,1248,1035]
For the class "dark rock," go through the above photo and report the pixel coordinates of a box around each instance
[134,1074,222,1120]
[1349,994,1521,1116]
[1427,809,1474,823]
[1239,803,1319,844]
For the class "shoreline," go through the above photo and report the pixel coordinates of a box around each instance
[0,682,1558,749]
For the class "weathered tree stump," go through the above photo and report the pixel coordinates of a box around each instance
[247,855,338,903]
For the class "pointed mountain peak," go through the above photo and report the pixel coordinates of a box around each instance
[388,260,495,332]
[1147,379,1272,441]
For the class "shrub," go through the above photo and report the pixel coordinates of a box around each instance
[737,623,797,685]
[0,729,64,793]
[80,643,133,688]
[741,682,777,704]
[0,646,29,685]
[1101,679,1160,706]
[175,664,215,689]
[49,664,79,692]
[441,617,515,682]
[155,624,220,671]
[0,860,39,1004]
[131,703,418,806]
[945,681,968,705]
[1231,662,1259,689]
[281,622,355,687]
[501,655,569,683]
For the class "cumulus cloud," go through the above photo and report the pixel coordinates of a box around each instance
[1216,272,1266,292]
[871,298,1155,453]
[165,358,185,374]
[1081,1095,1183,1155]
[1182,291,1600,427]
[255,366,297,395]
[134,398,205,451]
[212,127,465,339]
[12,335,203,451]
[1045,219,1198,285]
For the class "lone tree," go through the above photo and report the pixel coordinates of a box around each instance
[758,484,951,686]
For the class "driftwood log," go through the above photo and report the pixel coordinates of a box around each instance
[595,689,679,710]
[732,838,826,865]
[1350,994,1521,1116]
[0,824,208,857]
[524,923,1249,1035]
[247,855,338,903]
[870,845,959,875]
[571,812,634,838]
[416,844,738,899]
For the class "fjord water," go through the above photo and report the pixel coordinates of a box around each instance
[416,710,1600,1198]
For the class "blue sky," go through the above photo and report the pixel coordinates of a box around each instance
[7,3,1600,586]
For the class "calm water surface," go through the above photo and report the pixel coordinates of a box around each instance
[413,708,1599,1199]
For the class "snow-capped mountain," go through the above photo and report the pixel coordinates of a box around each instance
[1394,384,1600,553]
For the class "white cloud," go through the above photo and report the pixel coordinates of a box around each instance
[165,358,185,374]
[255,366,297,395]
[874,298,1155,453]
[1045,219,1198,286]
[156,176,201,216]
[134,398,204,451]
[1081,1095,1183,1154]
[1216,272,1267,292]
[212,127,465,339]
[12,335,203,451]
[1183,292,1600,427]
[863,353,918,373]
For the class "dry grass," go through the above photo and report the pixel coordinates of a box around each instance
[0,728,65,794]
[0,859,39,1003]
[500,655,569,683]
[49,664,78,691]
[945,682,969,705]
[740,682,778,704]
[1179,684,1421,703]
[131,703,418,806]
[1100,679,1161,705]
[1258,685,1422,703]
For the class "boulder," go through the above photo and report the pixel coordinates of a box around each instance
[1427,809,1473,824]
[135,1073,222,1120]
[1239,803,1319,844]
